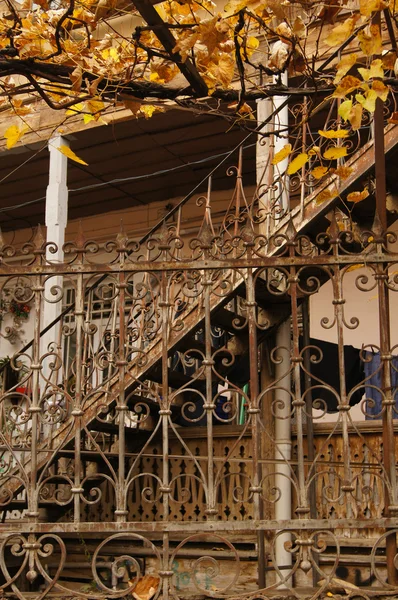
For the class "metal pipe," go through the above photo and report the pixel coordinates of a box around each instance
[274,318,292,585]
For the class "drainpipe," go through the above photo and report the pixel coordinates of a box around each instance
[274,318,292,585]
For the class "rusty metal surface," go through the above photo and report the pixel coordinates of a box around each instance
[0,110,398,599]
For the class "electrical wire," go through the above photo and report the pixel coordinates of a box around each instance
[0,141,257,214]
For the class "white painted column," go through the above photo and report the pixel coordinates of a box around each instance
[272,73,293,580]
[274,318,292,585]
[256,97,273,238]
[273,73,289,215]
[42,136,69,385]
[257,93,292,585]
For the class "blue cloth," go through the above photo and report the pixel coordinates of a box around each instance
[364,352,398,418]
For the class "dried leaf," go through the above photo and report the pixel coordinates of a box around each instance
[358,24,382,56]
[131,575,160,600]
[202,53,235,90]
[4,124,28,149]
[86,99,105,119]
[70,66,83,92]
[11,99,33,116]
[269,40,290,70]
[325,18,356,47]
[372,80,389,102]
[334,53,357,84]
[323,146,348,160]
[349,102,363,130]
[333,75,361,98]
[360,0,387,17]
[276,22,293,41]
[271,143,292,165]
[311,166,329,179]
[88,75,105,96]
[124,100,142,115]
[287,152,308,175]
[383,51,397,70]
[318,129,349,138]
[347,188,369,203]
[334,165,354,179]
[197,17,230,54]
[388,111,398,124]
[292,16,306,39]
[315,188,337,205]
[57,144,88,165]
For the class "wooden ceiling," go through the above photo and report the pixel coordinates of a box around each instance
[0,108,257,232]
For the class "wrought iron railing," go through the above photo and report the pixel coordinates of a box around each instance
[0,101,397,599]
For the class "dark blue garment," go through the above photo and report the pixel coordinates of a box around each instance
[365,352,398,419]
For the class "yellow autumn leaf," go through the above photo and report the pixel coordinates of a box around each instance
[358,25,382,56]
[360,0,387,17]
[66,103,83,115]
[315,188,337,205]
[109,47,119,61]
[333,75,362,99]
[271,143,292,165]
[338,99,353,121]
[323,146,348,160]
[325,18,356,47]
[87,99,105,114]
[83,114,95,124]
[334,53,357,84]
[140,105,165,119]
[287,153,308,175]
[358,59,384,82]
[311,166,328,179]
[57,145,88,165]
[318,129,349,138]
[356,90,377,113]
[349,103,363,130]
[308,146,320,156]
[334,165,354,179]
[245,36,259,58]
[4,124,28,149]
[372,80,389,102]
[347,189,369,203]
[346,263,365,272]
[202,53,235,90]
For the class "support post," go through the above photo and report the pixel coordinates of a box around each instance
[273,73,289,216]
[42,136,69,385]
[274,319,292,585]
[256,95,274,588]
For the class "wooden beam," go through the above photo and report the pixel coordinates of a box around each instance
[132,0,208,96]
